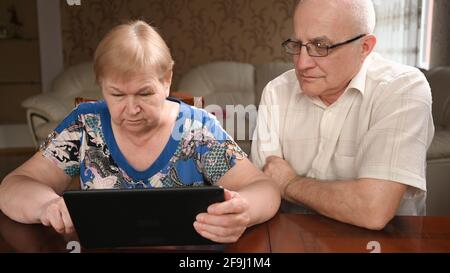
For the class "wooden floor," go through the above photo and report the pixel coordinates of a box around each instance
[0,147,36,181]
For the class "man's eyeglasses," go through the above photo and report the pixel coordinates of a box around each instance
[282,34,366,57]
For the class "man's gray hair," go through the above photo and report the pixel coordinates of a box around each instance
[297,0,376,34]
[347,0,376,34]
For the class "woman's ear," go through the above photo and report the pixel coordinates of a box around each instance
[162,70,173,97]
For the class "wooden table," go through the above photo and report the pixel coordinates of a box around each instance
[0,211,270,253]
[1,211,449,253]
[267,214,450,253]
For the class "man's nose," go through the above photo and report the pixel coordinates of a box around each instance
[294,46,316,70]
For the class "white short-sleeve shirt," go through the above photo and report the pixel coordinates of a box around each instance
[251,53,435,215]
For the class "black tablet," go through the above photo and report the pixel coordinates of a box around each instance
[63,186,225,249]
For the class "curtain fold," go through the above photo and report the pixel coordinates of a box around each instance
[373,0,422,66]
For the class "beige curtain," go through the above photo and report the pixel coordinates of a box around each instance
[373,0,422,66]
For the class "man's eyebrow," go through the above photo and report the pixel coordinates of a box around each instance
[311,36,332,43]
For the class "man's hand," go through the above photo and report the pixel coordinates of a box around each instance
[193,189,251,243]
[263,156,297,197]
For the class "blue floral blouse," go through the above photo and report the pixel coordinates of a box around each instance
[40,98,246,189]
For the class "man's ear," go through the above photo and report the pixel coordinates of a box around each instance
[360,34,377,62]
[162,70,173,97]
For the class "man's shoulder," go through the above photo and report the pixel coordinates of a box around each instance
[367,53,426,84]
[267,69,297,87]
[262,69,299,98]
[364,53,431,105]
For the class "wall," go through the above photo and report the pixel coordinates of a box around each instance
[430,0,450,67]
[37,0,64,93]
[60,0,296,87]
[0,0,40,124]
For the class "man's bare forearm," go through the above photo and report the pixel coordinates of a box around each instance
[283,176,403,230]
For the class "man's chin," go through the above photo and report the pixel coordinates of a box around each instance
[299,85,323,97]
[298,78,322,95]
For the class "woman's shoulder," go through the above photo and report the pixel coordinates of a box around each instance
[68,100,107,123]
[177,102,231,143]
[54,100,106,133]
[178,102,219,131]
[75,100,107,115]
[177,100,214,122]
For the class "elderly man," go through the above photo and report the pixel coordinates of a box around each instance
[251,0,434,230]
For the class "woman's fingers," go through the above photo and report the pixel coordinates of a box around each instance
[60,201,75,234]
[207,191,249,216]
[193,221,244,243]
[46,204,65,234]
[40,197,74,234]
[194,191,251,243]
[196,212,250,228]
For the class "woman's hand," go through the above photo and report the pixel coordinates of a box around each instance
[193,189,251,243]
[39,197,75,235]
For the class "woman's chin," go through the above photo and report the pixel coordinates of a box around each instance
[122,122,149,133]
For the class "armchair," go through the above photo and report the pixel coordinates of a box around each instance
[22,62,102,147]
[423,66,450,215]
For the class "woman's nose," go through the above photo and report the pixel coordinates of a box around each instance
[126,97,141,115]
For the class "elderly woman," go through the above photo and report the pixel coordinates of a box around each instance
[0,21,280,243]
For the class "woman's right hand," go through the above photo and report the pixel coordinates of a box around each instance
[39,197,74,235]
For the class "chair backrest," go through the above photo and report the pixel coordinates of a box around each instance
[170,91,204,108]
[52,62,103,112]
[74,97,97,106]
[177,61,255,109]
[52,62,100,97]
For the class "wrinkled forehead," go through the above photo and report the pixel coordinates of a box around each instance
[293,0,355,42]
[101,72,161,89]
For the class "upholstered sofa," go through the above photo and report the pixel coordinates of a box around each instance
[177,61,294,154]
[422,66,450,215]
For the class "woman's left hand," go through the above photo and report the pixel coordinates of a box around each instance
[193,189,251,243]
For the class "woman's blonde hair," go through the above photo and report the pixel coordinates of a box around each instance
[94,20,174,84]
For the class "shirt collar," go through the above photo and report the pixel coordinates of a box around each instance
[300,53,373,107]
[346,53,373,96]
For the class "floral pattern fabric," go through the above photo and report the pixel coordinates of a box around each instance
[40,99,246,190]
